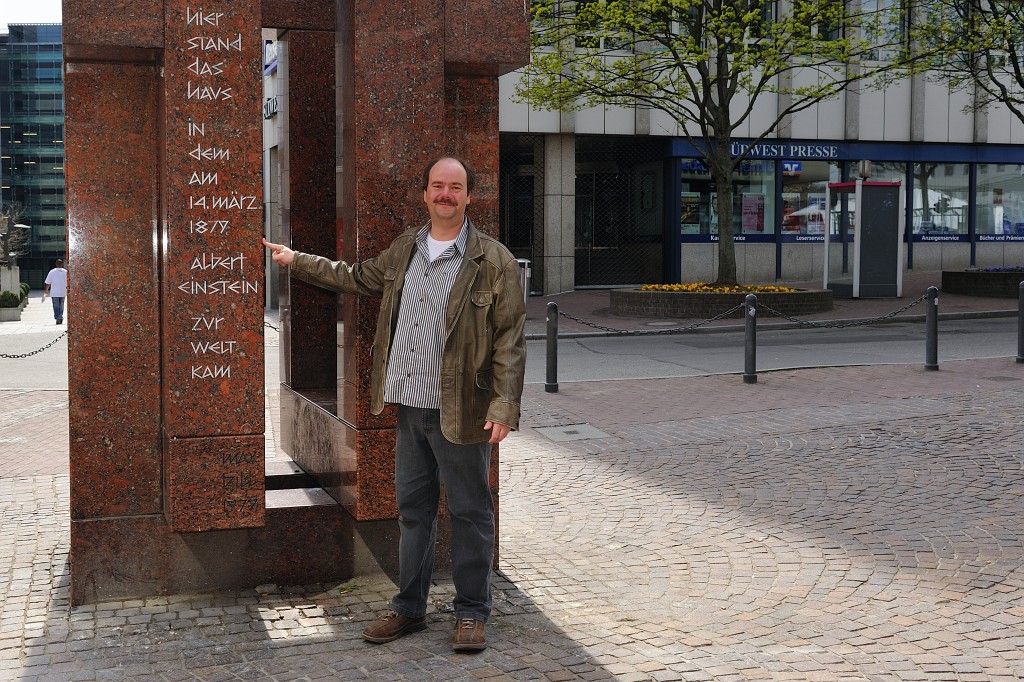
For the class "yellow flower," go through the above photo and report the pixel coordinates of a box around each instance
[640,283,796,293]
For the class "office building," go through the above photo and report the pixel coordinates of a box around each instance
[0,23,65,288]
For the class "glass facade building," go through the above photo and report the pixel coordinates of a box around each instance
[0,24,65,288]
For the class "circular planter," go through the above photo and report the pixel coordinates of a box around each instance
[941,270,1024,298]
[610,288,833,319]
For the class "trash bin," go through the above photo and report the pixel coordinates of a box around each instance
[516,259,531,306]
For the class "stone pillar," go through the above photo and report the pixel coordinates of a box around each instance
[160,0,266,532]
[63,0,525,602]
[280,0,528,572]
[64,0,348,604]
[543,133,576,295]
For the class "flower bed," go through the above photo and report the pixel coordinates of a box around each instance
[941,269,1024,298]
[610,287,833,319]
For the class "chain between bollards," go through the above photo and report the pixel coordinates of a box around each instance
[925,286,939,370]
[1018,281,1024,364]
[743,293,758,384]
[545,302,559,393]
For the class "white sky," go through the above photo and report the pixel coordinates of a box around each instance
[0,0,62,29]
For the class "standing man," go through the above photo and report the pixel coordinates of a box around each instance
[42,258,69,324]
[263,156,526,652]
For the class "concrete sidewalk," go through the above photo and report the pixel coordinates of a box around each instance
[2,284,1024,680]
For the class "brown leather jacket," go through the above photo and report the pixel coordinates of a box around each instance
[290,220,527,444]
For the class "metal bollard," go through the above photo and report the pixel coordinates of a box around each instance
[545,302,559,393]
[1017,282,1024,364]
[925,286,939,371]
[743,294,757,384]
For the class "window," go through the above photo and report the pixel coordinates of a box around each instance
[861,0,907,60]
[781,161,842,235]
[746,0,777,41]
[976,164,1024,235]
[678,158,776,236]
[792,0,843,41]
[912,162,969,234]
[574,0,634,51]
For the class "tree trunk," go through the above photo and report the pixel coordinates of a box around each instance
[711,164,738,286]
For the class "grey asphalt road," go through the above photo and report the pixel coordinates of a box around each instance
[524,316,1021,383]
[2,316,1019,390]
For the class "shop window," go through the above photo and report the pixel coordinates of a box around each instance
[976,164,1024,235]
[781,160,841,235]
[913,162,969,234]
[679,159,775,236]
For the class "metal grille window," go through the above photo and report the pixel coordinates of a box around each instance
[500,133,669,290]
[499,134,545,294]
[574,135,667,287]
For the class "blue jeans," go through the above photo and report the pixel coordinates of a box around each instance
[391,405,494,622]
[51,296,65,322]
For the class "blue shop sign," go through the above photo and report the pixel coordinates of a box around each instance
[672,138,1024,164]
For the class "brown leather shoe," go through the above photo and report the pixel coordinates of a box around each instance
[453,618,487,652]
[361,610,427,644]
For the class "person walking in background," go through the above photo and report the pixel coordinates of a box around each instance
[262,156,527,653]
[42,258,68,324]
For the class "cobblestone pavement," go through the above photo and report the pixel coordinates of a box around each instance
[2,287,1024,680]
[1,358,1023,680]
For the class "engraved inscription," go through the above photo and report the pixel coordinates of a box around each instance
[176,279,259,295]
[164,5,265,528]
[190,340,237,354]
[186,7,226,26]
[224,497,261,516]
[190,315,225,330]
[189,220,230,235]
[173,6,259,400]
[187,82,234,100]
[189,145,230,161]
[188,57,225,76]
[191,364,231,379]
[186,34,243,51]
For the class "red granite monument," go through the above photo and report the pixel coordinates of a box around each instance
[63,0,527,603]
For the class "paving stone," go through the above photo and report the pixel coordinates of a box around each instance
[5,315,1024,679]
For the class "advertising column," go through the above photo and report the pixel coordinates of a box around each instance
[162,2,265,531]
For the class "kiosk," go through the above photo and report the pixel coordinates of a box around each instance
[824,180,905,298]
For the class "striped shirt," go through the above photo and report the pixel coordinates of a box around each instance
[383,220,469,409]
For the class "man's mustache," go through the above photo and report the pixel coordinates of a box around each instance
[434,198,457,206]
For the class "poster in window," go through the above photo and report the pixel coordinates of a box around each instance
[680,192,701,233]
[742,194,765,232]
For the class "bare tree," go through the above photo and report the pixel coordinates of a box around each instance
[917,0,1024,126]
[1,204,30,268]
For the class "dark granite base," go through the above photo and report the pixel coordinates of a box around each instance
[70,494,353,605]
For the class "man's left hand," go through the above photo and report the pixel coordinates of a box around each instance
[484,421,511,444]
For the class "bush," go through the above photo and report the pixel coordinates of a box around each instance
[0,290,21,308]
[19,283,28,302]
